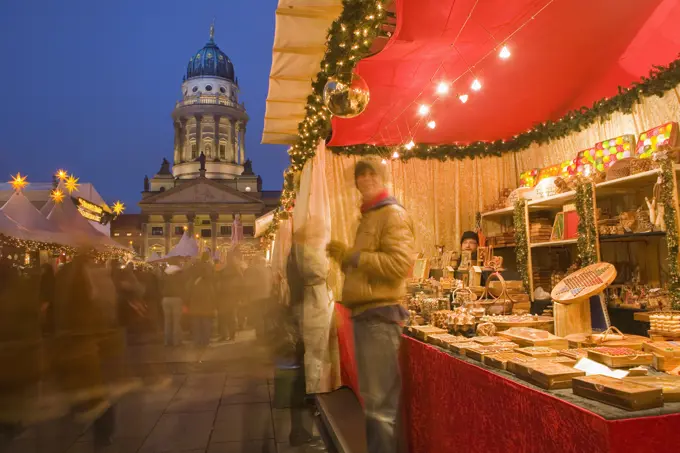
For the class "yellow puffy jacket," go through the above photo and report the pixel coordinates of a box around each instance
[341,200,416,315]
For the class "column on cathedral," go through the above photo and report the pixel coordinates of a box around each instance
[194,115,203,159]
[173,122,181,164]
[210,213,218,254]
[235,122,241,164]
[228,119,236,163]
[180,118,188,162]
[214,115,221,160]
[163,214,172,254]
[186,213,195,236]
[239,122,246,164]
[141,222,148,259]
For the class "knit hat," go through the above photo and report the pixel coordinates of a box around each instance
[354,157,388,187]
[460,231,479,245]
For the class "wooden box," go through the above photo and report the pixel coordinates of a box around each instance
[626,375,680,402]
[474,336,508,345]
[411,325,447,341]
[558,348,593,360]
[514,362,585,390]
[642,341,680,358]
[567,333,650,351]
[572,375,663,411]
[515,347,559,358]
[466,345,516,362]
[483,352,528,370]
[498,327,569,350]
[450,341,483,355]
[587,347,654,368]
[427,333,466,348]
[652,353,680,372]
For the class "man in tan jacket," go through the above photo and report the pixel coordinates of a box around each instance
[327,158,415,453]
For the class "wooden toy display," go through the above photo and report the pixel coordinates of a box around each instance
[587,347,654,368]
[572,375,663,411]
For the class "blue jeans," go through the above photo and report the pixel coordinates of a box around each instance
[162,297,183,346]
[353,316,402,453]
[192,316,212,346]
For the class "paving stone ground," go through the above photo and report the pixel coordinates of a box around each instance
[2,330,326,453]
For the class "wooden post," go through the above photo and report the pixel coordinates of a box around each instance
[525,201,534,300]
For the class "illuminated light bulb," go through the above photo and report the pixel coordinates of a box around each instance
[56,169,68,181]
[436,82,449,95]
[459,94,469,104]
[499,45,511,59]
[471,79,482,91]
[392,151,400,159]
[404,140,415,150]
[381,159,387,165]
[427,120,436,129]
[418,104,430,116]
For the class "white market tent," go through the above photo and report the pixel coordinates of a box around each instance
[151,232,199,262]
[0,210,43,243]
[0,190,73,246]
[262,0,342,144]
[146,251,162,263]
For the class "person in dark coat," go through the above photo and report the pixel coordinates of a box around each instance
[39,263,56,336]
[217,255,241,341]
[188,254,216,346]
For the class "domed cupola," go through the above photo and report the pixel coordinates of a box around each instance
[185,24,235,82]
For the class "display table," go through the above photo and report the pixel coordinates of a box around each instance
[334,306,680,453]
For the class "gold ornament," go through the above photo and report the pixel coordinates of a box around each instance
[65,174,80,194]
[323,73,370,119]
[9,172,28,192]
[112,201,125,215]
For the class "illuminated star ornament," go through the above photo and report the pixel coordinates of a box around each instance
[64,174,80,194]
[56,169,68,181]
[112,201,125,216]
[50,188,65,203]
[9,172,28,192]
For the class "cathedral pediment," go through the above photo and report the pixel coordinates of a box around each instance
[141,179,262,206]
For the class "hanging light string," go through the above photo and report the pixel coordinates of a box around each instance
[370,0,556,149]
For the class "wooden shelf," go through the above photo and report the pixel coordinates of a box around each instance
[599,231,666,242]
[480,206,513,218]
[529,238,577,248]
[527,191,575,211]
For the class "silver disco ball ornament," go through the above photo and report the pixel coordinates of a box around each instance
[323,73,370,119]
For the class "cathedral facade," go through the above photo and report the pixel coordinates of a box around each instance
[136,25,279,259]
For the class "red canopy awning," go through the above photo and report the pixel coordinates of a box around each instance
[328,0,680,147]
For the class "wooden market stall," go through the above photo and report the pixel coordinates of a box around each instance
[263,0,680,452]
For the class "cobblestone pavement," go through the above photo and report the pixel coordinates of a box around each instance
[2,331,327,453]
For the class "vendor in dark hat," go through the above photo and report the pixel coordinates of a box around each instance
[460,231,479,254]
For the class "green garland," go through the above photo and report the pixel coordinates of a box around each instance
[660,158,680,309]
[575,181,598,267]
[513,199,529,293]
[333,57,680,161]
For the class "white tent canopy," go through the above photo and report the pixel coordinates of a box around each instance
[262,0,342,145]
[152,232,199,261]
[0,190,74,246]
[0,210,46,243]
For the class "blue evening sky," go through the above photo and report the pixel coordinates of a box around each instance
[0,0,289,211]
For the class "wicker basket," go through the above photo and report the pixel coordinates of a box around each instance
[630,157,657,174]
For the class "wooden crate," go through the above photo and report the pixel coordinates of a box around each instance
[652,353,680,372]
[450,342,484,355]
[410,325,447,341]
[483,352,528,370]
[515,362,585,390]
[427,333,466,348]
[515,347,560,358]
[465,345,516,362]
[566,333,651,350]
[626,375,680,402]
[558,348,593,361]
[473,336,511,345]
[587,348,654,368]
[642,341,680,358]
[498,327,569,350]
[573,375,663,411]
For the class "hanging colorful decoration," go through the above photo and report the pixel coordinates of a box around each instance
[64,174,80,194]
[323,73,370,119]
[636,122,678,159]
[659,157,680,309]
[575,180,597,267]
[513,199,529,293]
[9,173,28,192]
[519,168,539,188]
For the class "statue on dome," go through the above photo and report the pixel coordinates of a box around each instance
[159,158,171,175]
[143,175,150,192]
[243,159,254,175]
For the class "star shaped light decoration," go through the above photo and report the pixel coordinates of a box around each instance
[112,201,125,216]
[50,188,65,204]
[9,172,28,192]
[64,174,80,194]
[56,169,68,181]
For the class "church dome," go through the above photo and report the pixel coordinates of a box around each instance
[185,25,235,82]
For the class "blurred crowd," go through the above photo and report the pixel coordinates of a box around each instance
[0,249,271,449]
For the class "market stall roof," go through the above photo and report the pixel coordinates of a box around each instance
[1,191,64,234]
[157,231,199,261]
[0,210,45,243]
[315,0,680,147]
[255,210,275,238]
[262,0,344,145]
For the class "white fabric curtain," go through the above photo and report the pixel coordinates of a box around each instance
[291,141,341,394]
